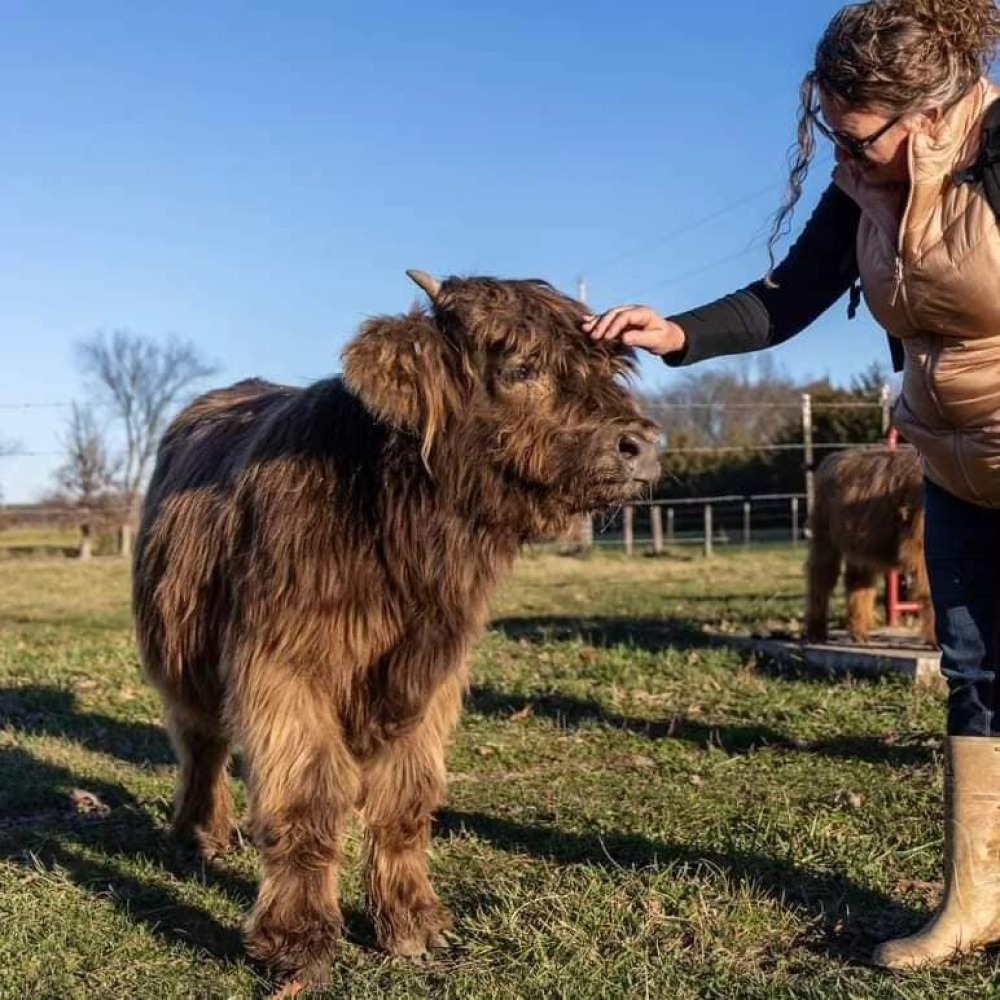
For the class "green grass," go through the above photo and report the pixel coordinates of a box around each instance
[0,548,990,999]
[0,528,79,547]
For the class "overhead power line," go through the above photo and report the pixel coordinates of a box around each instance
[0,402,72,410]
[582,180,779,278]
[620,242,764,301]
[582,153,833,304]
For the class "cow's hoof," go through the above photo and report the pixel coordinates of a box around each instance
[172,816,241,863]
[247,914,341,985]
[194,821,244,862]
[273,958,333,995]
[382,903,454,957]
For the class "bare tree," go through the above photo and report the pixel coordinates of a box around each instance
[644,355,802,450]
[52,403,122,507]
[76,330,218,520]
[0,435,22,506]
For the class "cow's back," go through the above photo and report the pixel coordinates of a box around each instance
[134,376,398,706]
[813,447,923,566]
[134,379,301,698]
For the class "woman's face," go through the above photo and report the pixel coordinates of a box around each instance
[816,91,935,184]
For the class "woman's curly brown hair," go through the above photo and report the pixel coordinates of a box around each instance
[766,0,1000,275]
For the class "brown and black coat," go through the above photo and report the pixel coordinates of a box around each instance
[133,272,660,986]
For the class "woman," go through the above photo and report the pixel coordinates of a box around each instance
[583,0,1000,970]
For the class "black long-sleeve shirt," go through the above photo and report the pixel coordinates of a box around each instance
[663,183,864,367]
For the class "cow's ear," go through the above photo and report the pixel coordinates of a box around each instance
[342,309,458,459]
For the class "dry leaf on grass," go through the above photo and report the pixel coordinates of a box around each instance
[268,980,305,999]
[833,790,864,810]
[896,879,943,895]
[627,754,657,770]
[69,789,111,817]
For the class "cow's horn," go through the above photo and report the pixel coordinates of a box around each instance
[406,269,443,302]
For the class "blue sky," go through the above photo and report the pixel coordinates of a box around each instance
[2,1,885,502]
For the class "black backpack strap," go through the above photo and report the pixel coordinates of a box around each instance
[955,96,1000,220]
[886,331,905,373]
[981,97,1000,219]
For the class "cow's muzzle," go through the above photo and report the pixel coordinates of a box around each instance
[614,428,661,486]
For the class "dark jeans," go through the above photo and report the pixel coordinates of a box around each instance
[925,478,1000,736]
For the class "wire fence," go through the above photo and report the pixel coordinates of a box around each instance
[0,494,811,561]
[576,493,808,556]
[1,388,900,559]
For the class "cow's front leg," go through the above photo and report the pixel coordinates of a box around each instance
[236,668,360,987]
[360,673,464,956]
[370,619,470,742]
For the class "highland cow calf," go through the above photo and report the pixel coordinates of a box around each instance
[805,446,933,645]
[133,271,660,986]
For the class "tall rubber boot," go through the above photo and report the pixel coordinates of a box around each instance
[873,736,1000,969]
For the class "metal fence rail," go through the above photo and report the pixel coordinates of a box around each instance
[578,493,809,557]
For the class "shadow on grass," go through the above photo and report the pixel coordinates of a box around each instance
[0,710,486,986]
[467,685,938,768]
[488,614,929,693]
[489,615,713,652]
[0,745,258,969]
[0,684,174,765]
[0,682,933,974]
[0,685,261,969]
[434,808,920,963]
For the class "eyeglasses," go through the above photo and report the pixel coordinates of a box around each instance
[807,106,904,161]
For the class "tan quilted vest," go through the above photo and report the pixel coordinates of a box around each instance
[835,78,1000,507]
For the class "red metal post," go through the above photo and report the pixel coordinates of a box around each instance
[885,426,922,626]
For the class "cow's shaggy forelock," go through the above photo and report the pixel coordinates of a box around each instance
[344,275,650,530]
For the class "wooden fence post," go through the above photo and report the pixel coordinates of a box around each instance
[78,522,93,561]
[703,504,713,558]
[623,505,634,556]
[880,381,892,435]
[120,522,133,560]
[651,505,663,555]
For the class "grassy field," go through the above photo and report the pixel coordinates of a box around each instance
[0,526,120,560]
[0,546,991,999]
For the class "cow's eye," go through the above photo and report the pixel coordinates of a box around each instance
[502,364,537,384]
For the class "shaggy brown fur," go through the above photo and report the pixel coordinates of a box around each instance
[133,273,660,986]
[805,446,933,645]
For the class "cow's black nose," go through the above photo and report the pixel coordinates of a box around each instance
[617,432,660,484]
[617,433,644,461]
